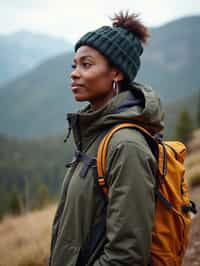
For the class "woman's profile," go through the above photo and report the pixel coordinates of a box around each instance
[48,11,164,266]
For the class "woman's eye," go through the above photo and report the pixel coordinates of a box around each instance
[71,62,92,69]
[82,62,91,68]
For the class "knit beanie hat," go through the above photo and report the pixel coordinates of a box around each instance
[75,12,149,82]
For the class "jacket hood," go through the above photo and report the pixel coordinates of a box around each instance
[67,82,164,151]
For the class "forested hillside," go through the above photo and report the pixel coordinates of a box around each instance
[0,134,73,218]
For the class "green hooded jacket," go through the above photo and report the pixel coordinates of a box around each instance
[49,82,164,266]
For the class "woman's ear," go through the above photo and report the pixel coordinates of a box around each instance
[112,68,124,82]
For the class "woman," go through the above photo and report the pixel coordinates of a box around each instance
[49,11,164,266]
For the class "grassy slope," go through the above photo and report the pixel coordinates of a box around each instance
[0,205,56,266]
[185,128,200,188]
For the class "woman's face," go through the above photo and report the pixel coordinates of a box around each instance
[70,45,121,110]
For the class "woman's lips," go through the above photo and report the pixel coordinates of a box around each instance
[71,83,84,91]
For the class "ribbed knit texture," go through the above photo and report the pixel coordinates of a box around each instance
[75,26,143,82]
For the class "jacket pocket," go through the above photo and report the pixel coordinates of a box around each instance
[51,241,80,266]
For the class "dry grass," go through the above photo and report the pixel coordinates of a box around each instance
[183,186,200,266]
[187,129,200,153]
[185,128,200,187]
[186,150,200,187]
[0,204,56,266]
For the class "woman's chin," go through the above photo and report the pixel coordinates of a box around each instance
[73,94,88,102]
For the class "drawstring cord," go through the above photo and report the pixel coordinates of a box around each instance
[64,117,72,143]
[64,126,71,143]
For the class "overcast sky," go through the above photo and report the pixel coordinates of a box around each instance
[0,0,200,43]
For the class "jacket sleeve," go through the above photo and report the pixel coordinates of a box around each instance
[93,132,157,266]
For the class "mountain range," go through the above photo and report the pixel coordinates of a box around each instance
[0,30,72,85]
[138,15,200,101]
[0,16,200,138]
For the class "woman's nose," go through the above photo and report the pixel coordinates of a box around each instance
[70,67,80,79]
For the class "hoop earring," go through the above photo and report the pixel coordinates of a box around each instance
[113,80,119,95]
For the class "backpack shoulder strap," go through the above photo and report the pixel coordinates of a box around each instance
[96,122,156,195]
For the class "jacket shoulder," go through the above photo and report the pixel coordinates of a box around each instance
[107,127,154,157]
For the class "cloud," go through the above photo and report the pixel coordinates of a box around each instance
[0,0,47,9]
[0,0,199,42]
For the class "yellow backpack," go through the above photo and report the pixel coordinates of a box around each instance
[96,122,197,266]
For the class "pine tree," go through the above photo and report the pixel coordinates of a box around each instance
[175,107,193,144]
[197,89,200,128]
[0,184,5,220]
[37,184,50,209]
[9,190,23,215]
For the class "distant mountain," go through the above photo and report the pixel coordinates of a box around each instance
[0,52,78,138]
[0,30,72,85]
[138,16,200,101]
[0,16,200,138]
